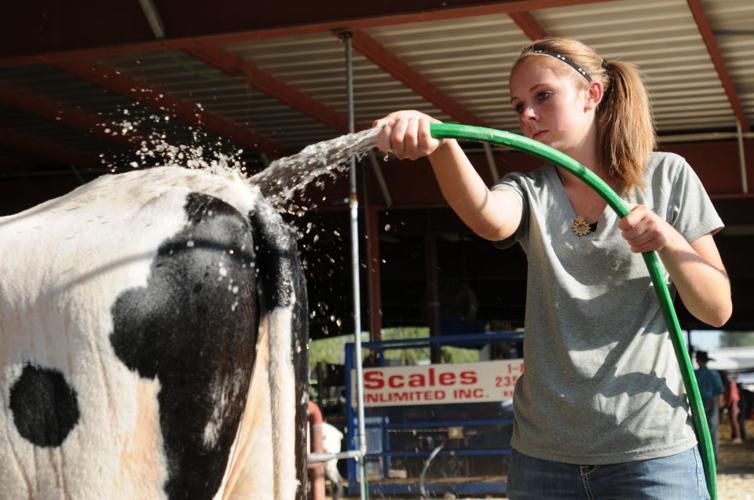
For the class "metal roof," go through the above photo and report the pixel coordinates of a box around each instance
[0,0,751,181]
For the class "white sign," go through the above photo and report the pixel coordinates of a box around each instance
[352,359,524,407]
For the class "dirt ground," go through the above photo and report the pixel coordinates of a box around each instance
[716,419,754,500]
[335,419,754,499]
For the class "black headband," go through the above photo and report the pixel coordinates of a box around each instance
[528,48,592,82]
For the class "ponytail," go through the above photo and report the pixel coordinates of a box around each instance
[597,60,656,191]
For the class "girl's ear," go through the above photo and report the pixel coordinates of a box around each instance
[584,81,604,111]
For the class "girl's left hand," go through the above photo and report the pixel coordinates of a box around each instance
[618,204,672,253]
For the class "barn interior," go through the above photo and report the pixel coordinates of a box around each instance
[3,1,754,496]
[2,0,752,340]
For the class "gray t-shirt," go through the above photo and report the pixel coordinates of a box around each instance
[493,151,723,465]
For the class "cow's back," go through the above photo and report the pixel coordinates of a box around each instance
[0,166,307,499]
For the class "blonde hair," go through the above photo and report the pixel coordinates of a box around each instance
[512,37,656,191]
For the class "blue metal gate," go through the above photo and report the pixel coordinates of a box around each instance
[344,331,524,496]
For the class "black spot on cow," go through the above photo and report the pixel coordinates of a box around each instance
[110,193,258,500]
[248,199,297,311]
[9,364,80,447]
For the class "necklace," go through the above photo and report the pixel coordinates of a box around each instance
[555,168,601,237]
[571,215,595,237]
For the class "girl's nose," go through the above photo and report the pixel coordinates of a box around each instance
[521,105,537,120]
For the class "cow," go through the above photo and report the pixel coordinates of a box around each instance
[0,166,308,499]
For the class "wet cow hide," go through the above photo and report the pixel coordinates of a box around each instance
[0,166,308,499]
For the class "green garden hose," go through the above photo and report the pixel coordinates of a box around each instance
[429,123,717,499]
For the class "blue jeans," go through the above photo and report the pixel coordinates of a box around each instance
[507,446,709,499]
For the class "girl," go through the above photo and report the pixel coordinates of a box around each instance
[373,37,731,499]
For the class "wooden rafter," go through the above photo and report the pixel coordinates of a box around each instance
[687,0,750,132]
[0,1,612,67]
[350,29,484,125]
[0,81,143,148]
[53,59,286,155]
[183,45,348,133]
[0,126,101,169]
[509,12,548,40]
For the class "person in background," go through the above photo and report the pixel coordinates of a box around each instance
[374,36,731,499]
[738,382,752,441]
[695,351,724,459]
[721,371,743,444]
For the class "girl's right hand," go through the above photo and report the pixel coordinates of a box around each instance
[372,110,445,160]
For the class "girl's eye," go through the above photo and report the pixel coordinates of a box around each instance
[514,103,524,114]
[536,91,552,102]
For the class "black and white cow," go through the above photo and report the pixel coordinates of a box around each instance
[0,166,308,499]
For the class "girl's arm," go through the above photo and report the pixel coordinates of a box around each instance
[375,110,523,241]
[619,205,732,327]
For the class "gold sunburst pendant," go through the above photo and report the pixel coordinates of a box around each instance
[571,215,593,237]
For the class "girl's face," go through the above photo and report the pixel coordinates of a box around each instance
[509,56,596,155]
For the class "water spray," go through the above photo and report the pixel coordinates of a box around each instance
[429,122,717,499]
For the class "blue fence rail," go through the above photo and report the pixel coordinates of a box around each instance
[344,331,523,496]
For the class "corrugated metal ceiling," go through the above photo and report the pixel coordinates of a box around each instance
[0,0,751,170]
[226,33,449,128]
[704,0,754,117]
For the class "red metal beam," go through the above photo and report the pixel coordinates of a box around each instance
[53,59,286,155]
[183,44,348,133]
[0,126,102,170]
[0,1,613,67]
[350,29,484,125]
[0,82,143,148]
[509,12,548,40]
[425,234,441,344]
[366,206,383,341]
[687,0,750,132]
